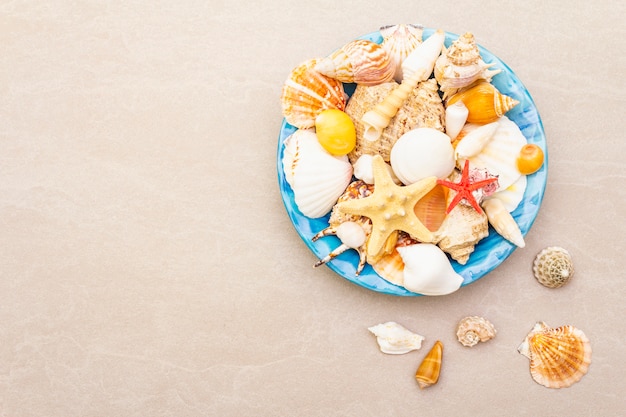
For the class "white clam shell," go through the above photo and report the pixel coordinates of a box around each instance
[398,243,464,296]
[368,321,425,354]
[457,116,526,191]
[390,128,455,185]
[282,129,353,218]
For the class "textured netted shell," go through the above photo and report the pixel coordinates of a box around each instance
[456,316,497,347]
[518,322,591,389]
[533,246,574,288]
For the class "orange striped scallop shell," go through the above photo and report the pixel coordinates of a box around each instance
[280,59,347,129]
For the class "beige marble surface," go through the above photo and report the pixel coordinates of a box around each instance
[1,1,625,416]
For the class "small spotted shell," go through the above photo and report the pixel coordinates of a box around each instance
[533,246,574,288]
[456,316,497,347]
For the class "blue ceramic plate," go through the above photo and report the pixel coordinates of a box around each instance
[277,28,547,296]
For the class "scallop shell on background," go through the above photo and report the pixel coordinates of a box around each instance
[281,129,353,218]
[314,39,395,85]
[434,32,501,98]
[280,59,346,129]
[518,322,591,388]
[533,246,574,288]
[380,24,423,82]
[457,116,527,192]
[368,321,425,354]
[345,78,445,164]
[456,316,497,347]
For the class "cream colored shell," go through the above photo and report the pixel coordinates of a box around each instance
[368,321,425,354]
[533,246,574,288]
[380,24,423,82]
[456,316,497,347]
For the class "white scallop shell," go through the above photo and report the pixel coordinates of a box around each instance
[398,243,464,296]
[488,174,527,212]
[368,321,425,354]
[380,24,423,83]
[390,128,455,185]
[282,129,353,218]
[457,116,526,191]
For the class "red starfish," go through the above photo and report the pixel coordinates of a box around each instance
[437,160,499,215]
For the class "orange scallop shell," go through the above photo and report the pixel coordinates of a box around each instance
[518,322,591,389]
[280,59,347,129]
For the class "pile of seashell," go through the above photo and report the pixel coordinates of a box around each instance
[280,24,545,296]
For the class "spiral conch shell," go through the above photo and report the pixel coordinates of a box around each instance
[361,30,445,142]
[398,243,464,296]
[380,24,423,82]
[315,39,395,86]
[447,81,519,125]
[346,79,445,164]
[280,59,346,129]
[415,340,443,389]
[518,322,591,389]
[282,129,353,218]
[434,32,501,98]
[368,321,425,354]
[533,246,574,288]
[456,316,497,347]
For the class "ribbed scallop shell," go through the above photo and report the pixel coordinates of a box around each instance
[518,322,591,389]
[457,116,527,192]
[345,78,445,164]
[447,81,519,124]
[282,129,353,218]
[280,59,347,129]
[380,24,423,82]
[314,39,395,86]
[434,33,501,98]
[533,247,574,288]
[456,316,497,347]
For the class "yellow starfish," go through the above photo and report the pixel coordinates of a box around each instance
[337,154,437,260]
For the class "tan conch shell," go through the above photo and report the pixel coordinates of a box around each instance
[456,316,497,347]
[380,24,424,82]
[282,129,353,218]
[345,78,444,164]
[368,321,425,354]
[447,81,519,125]
[533,246,574,288]
[518,322,591,389]
[434,32,501,98]
[435,200,489,265]
[361,30,445,142]
[312,180,374,274]
[481,197,525,248]
[415,340,443,389]
[314,39,395,86]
